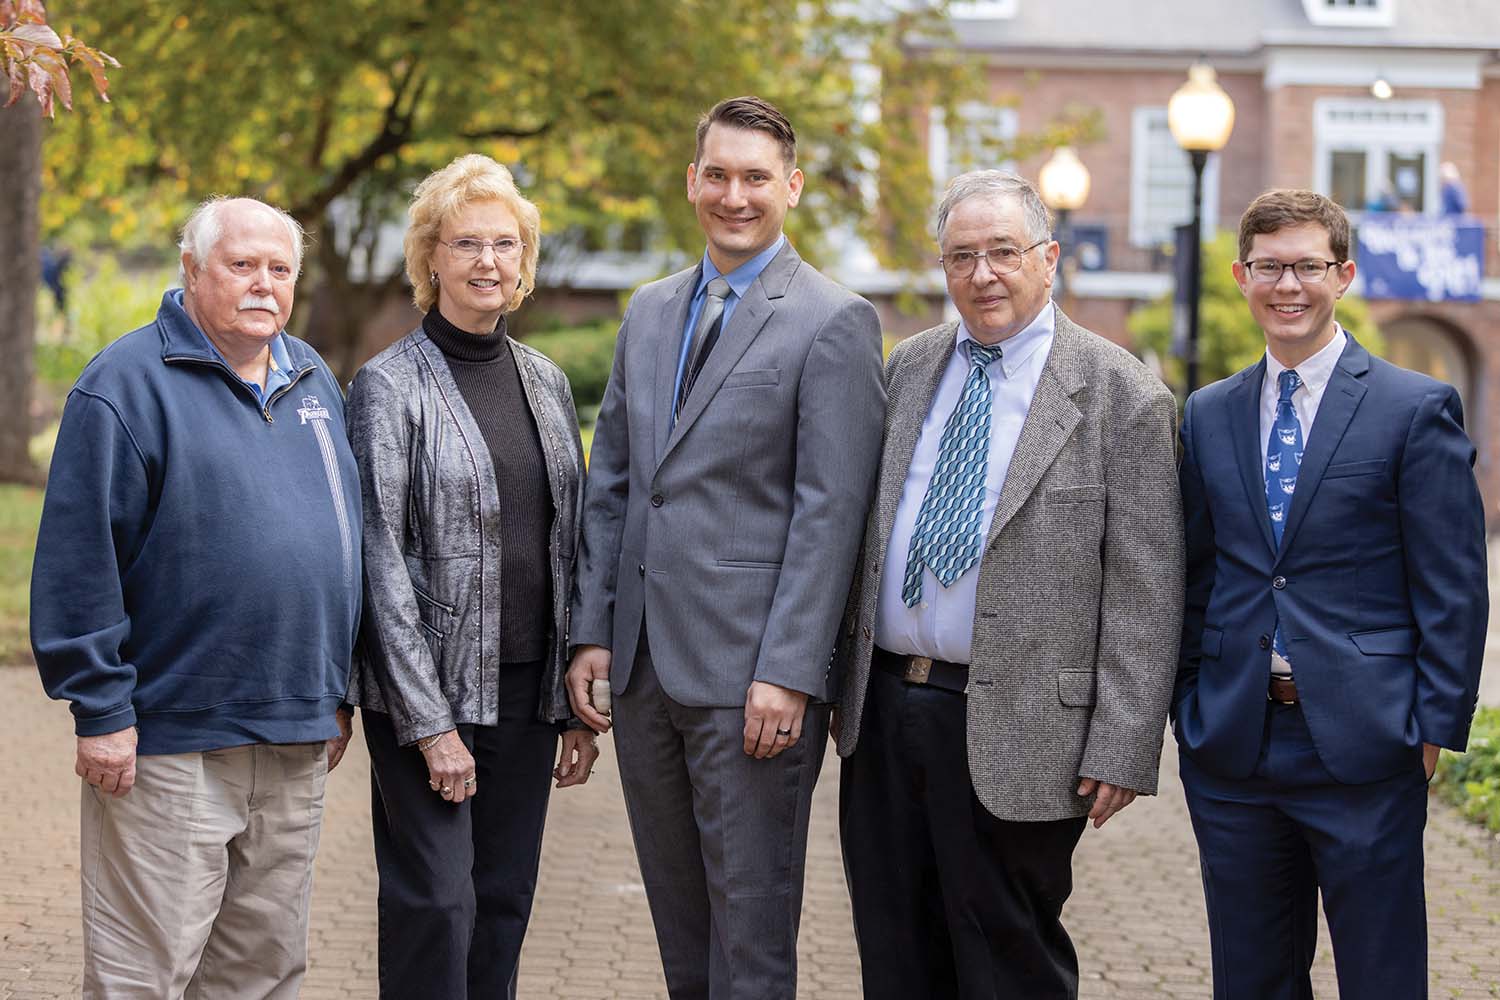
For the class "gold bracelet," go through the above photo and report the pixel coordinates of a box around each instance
[415,733,444,752]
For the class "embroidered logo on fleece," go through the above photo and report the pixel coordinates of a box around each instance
[297,395,332,424]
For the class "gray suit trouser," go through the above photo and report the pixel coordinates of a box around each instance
[614,629,828,1000]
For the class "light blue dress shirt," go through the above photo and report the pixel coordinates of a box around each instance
[874,302,1057,664]
[670,234,787,415]
[172,289,294,406]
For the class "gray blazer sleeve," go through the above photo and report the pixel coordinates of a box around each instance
[570,298,635,650]
[752,297,886,695]
[1080,384,1185,793]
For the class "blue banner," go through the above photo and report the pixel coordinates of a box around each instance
[1356,216,1484,302]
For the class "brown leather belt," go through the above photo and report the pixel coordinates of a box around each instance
[1268,676,1299,704]
[873,646,968,693]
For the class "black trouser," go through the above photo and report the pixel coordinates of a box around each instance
[840,666,1087,1000]
[362,660,558,1000]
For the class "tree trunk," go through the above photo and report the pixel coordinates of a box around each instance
[0,93,42,484]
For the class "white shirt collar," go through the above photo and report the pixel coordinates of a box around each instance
[955,301,1055,379]
[1265,326,1346,397]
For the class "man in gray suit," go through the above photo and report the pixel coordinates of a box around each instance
[835,170,1184,1000]
[567,96,885,999]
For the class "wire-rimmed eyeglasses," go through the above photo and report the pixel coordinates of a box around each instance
[938,238,1049,279]
[440,238,526,262]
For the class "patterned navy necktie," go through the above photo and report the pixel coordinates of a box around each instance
[902,341,1005,607]
[1265,368,1303,660]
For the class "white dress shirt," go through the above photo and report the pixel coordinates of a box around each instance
[874,303,1056,664]
[1259,326,1345,678]
[1259,327,1346,475]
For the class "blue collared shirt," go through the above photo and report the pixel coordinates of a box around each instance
[671,234,787,416]
[168,289,294,406]
[874,302,1057,664]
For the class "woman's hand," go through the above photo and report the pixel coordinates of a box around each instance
[554,729,600,788]
[420,730,476,804]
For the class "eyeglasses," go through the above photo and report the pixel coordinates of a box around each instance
[938,238,1049,279]
[1244,259,1343,284]
[440,238,525,261]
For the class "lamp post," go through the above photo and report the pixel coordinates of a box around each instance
[1168,61,1236,395]
[1038,146,1091,306]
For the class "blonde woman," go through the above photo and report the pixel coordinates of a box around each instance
[346,154,594,997]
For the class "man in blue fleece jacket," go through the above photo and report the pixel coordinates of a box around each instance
[31,196,362,998]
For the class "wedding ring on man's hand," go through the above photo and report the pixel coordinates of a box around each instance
[775,728,792,737]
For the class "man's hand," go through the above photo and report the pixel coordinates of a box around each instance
[77,727,138,798]
[744,681,809,759]
[566,645,613,734]
[420,730,477,805]
[1423,742,1442,781]
[1077,778,1138,829]
[326,707,354,772]
[554,729,601,788]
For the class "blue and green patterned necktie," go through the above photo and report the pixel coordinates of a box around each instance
[903,341,1005,607]
[1265,368,1303,660]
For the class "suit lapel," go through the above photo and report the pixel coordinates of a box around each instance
[984,315,1084,545]
[653,266,701,465]
[1228,358,1277,556]
[659,243,799,465]
[1274,337,1370,562]
[871,325,957,566]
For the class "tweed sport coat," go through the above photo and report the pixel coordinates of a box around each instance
[834,311,1185,821]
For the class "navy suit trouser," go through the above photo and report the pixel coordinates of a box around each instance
[1180,702,1428,1000]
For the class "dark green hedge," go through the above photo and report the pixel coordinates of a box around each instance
[521,321,619,416]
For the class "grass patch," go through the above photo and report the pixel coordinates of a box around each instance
[0,485,44,665]
[1432,706,1500,833]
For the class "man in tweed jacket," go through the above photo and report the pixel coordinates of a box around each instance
[835,170,1184,1000]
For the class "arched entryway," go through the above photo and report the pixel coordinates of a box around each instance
[1379,315,1478,424]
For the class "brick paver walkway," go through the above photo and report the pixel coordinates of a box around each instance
[2,666,1497,998]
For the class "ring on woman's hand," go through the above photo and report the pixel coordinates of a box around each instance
[440,785,453,796]
[775,728,792,737]
[463,776,476,788]
[428,780,440,791]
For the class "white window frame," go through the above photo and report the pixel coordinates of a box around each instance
[1313,97,1443,215]
[928,103,1018,191]
[949,0,1019,18]
[1128,106,1221,248]
[1301,0,1396,28]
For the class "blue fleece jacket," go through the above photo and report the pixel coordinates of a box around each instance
[31,290,362,755]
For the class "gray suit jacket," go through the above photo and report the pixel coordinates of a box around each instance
[572,241,885,705]
[834,312,1184,821]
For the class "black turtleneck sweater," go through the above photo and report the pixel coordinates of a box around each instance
[423,310,552,663]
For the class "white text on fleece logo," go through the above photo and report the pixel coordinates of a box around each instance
[298,395,332,425]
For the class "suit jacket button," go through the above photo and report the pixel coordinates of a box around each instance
[1272,575,1287,590]
[638,563,646,577]
[651,494,664,507]
[1258,634,1271,649]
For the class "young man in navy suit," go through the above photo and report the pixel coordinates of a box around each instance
[1174,189,1487,999]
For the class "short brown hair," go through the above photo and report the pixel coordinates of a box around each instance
[1237,189,1351,262]
[694,96,796,170]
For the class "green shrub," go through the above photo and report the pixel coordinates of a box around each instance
[521,321,619,414]
[36,257,175,393]
[1432,706,1500,833]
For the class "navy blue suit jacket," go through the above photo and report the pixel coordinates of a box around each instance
[1173,335,1487,784]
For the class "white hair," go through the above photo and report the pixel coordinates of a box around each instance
[178,196,306,284]
[935,170,1052,246]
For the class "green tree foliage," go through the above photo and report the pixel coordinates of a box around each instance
[1129,232,1382,395]
[40,1,1091,376]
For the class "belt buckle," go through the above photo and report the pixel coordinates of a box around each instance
[904,656,932,684]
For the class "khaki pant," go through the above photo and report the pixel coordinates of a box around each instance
[79,742,329,1000]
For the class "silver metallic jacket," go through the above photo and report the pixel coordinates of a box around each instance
[344,328,584,745]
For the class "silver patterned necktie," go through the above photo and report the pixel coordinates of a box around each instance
[903,341,1005,607]
[675,277,732,422]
